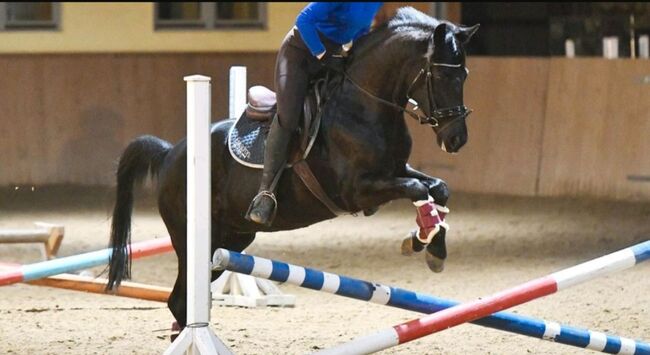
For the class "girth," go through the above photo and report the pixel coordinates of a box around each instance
[292,160,347,216]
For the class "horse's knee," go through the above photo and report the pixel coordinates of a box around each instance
[428,179,449,205]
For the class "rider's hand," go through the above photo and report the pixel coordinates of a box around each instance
[342,41,353,53]
[321,54,346,73]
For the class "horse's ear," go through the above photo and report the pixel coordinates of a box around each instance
[433,23,447,45]
[455,24,480,45]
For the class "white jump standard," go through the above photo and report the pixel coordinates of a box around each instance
[164,75,233,355]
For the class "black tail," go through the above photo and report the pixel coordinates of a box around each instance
[106,135,172,291]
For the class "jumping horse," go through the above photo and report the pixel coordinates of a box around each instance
[106,7,478,333]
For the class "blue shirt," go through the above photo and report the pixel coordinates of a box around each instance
[295,2,383,57]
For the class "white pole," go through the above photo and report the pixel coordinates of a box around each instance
[639,35,649,59]
[564,39,575,58]
[229,66,247,118]
[186,75,211,327]
[165,75,232,355]
[603,36,619,59]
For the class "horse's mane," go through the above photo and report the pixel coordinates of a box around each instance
[348,7,455,62]
[387,6,441,32]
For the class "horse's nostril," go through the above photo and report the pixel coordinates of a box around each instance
[452,136,461,148]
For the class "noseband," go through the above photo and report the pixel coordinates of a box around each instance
[342,54,472,133]
[405,61,472,132]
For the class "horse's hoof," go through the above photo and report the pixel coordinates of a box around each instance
[401,236,415,256]
[425,251,445,273]
[170,321,181,343]
[401,230,420,256]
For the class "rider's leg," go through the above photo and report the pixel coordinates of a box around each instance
[246,30,313,226]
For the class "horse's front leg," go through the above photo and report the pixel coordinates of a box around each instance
[358,166,443,217]
[353,176,448,272]
[404,164,449,203]
[402,165,449,272]
[353,176,430,208]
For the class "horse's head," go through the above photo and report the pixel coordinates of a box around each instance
[406,22,479,154]
[345,8,478,153]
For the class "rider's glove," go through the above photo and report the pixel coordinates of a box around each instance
[321,54,346,73]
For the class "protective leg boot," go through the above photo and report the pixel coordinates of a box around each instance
[245,116,293,226]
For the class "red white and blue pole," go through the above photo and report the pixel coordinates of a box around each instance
[315,240,650,355]
[212,240,650,355]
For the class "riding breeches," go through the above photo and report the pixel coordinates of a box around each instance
[275,27,342,130]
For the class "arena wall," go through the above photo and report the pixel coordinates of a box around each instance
[0,3,647,200]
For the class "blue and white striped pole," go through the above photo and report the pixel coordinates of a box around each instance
[212,241,650,355]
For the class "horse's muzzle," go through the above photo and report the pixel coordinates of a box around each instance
[445,134,467,153]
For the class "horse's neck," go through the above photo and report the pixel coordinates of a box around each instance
[346,38,415,110]
[322,48,414,146]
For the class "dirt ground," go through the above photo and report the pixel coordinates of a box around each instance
[0,186,648,355]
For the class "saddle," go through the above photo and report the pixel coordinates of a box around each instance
[228,80,323,168]
[228,76,347,216]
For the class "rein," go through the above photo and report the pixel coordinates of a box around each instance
[340,48,471,131]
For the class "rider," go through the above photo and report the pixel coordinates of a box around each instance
[246,2,384,226]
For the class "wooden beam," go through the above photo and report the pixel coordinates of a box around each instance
[28,273,171,303]
[0,262,170,302]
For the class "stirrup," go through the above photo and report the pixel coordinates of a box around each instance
[253,190,277,208]
[246,190,278,225]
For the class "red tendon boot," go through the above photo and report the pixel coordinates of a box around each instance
[413,196,450,244]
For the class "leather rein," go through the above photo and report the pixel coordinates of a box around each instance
[341,55,472,134]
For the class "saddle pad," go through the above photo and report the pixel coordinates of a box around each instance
[228,115,270,169]
[227,113,321,170]
[229,77,326,169]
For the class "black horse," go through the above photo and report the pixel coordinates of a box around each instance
[106,7,478,332]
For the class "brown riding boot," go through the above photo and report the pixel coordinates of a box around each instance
[245,115,292,226]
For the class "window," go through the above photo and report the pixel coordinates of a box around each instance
[0,2,59,30]
[155,2,266,30]
[461,2,650,57]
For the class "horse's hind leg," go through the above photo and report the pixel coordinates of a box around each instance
[159,206,189,333]
[168,252,187,333]
[166,215,256,337]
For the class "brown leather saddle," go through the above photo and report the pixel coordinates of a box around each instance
[228,79,346,215]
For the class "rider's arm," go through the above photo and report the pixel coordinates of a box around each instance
[295,2,342,59]
[352,24,372,42]
[341,24,371,54]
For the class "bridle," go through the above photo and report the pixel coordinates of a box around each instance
[405,61,472,131]
[341,41,472,133]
